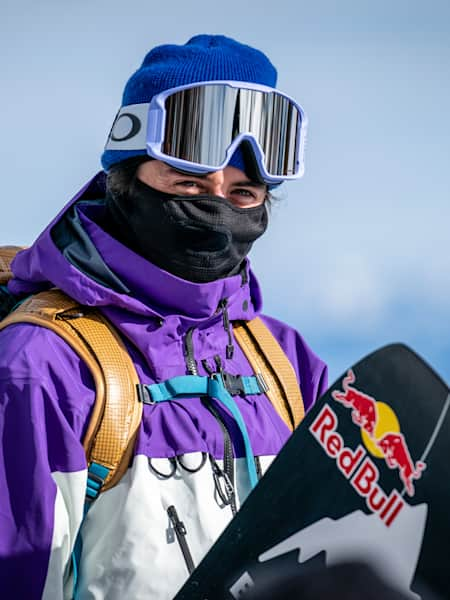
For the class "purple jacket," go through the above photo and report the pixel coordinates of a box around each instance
[0,173,328,599]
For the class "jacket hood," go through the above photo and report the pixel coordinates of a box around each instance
[9,172,263,328]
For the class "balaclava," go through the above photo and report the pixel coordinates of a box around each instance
[101,35,277,282]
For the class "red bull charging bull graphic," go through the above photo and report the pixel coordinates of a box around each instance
[377,432,426,497]
[332,369,378,436]
[310,369,427,526]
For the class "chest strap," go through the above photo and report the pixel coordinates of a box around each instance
[137,374,264,489]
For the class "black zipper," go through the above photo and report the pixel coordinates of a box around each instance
[183,327,199,375]
[167,505,195,575]
[203,399,237,516]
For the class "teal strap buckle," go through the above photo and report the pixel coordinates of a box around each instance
[85,462,110,504]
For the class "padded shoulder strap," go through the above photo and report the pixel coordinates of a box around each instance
[0,245,26,285]
[0,289,142,492]
[233,317,304,432]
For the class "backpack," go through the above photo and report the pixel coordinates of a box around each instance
[0,246,304,502]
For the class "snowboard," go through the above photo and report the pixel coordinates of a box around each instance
[174,344,450,599]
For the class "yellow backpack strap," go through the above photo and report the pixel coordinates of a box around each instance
[0,245,26,285]
[0,289,142,494]
[233,317,305,432]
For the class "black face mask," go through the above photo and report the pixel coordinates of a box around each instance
[103,178,268,283]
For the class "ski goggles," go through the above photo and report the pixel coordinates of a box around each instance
[104,80,307,184]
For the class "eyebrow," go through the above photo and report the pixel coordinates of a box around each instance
[166,166,207,178]
[233,180,266,189]
[165,166,266,189]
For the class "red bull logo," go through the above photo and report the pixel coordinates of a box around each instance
[310,371,427,524]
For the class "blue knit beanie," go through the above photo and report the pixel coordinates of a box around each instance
[101,34,277,172]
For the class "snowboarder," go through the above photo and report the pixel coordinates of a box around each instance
[0,34,327,599]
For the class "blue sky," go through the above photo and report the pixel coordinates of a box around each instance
[1,0,449,385]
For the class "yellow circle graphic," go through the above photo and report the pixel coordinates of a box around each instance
[361,402,400,457]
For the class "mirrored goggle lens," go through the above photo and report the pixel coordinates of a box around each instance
[162,85,302,177]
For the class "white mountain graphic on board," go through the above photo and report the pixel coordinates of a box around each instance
[259,504,428,598]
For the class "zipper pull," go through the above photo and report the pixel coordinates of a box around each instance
[214,354,224,375]
[209,455,236,509]
[201,358,215,376]
[220,299,235,360]
[167,505,195,575]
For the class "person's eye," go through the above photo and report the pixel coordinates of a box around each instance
[174,180,204,193]
[177,180,200,188]
[231,188,255,198]
[230,188,263,205]
[229,187,266,208]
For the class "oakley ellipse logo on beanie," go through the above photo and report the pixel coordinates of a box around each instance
[110,113,141,143]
